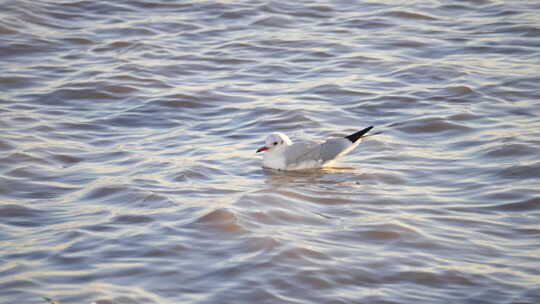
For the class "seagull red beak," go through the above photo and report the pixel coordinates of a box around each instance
[256,146,269,153]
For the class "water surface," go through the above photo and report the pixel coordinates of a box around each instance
[1,0,540,303]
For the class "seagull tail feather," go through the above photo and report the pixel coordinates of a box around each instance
[345,126,374,143]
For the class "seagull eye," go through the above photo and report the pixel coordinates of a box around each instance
[273,142,278,145]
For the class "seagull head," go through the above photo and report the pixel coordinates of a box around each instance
[256,132,292,153]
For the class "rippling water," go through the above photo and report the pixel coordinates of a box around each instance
[1,0,540,303]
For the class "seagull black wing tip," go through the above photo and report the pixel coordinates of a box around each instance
[345,126,373,143]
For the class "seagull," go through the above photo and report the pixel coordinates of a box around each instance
[256,126,375,170]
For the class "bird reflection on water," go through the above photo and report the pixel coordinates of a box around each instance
[262,166,363,187]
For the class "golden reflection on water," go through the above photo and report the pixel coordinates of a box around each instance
[262,166,361,186]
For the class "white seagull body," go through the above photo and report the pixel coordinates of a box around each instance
[256,126,374,170]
